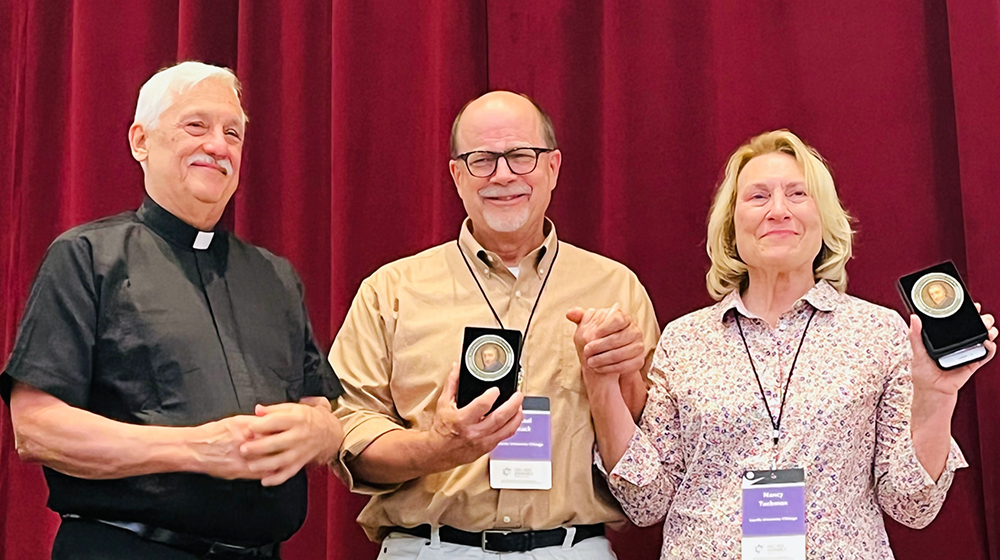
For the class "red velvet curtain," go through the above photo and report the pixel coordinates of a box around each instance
[1,1,996,559]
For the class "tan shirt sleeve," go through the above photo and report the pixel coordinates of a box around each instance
[329,278,405,494]
[324,235,655,536]
[629,271,661,383]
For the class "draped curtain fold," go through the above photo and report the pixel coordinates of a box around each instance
[1,1,996,559]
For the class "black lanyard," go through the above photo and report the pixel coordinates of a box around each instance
[456,239,559,356]
[735,307,817,448]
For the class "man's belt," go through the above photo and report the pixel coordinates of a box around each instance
[64,516,281,558]
[390,523,605,552]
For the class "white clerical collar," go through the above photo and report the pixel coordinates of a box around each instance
[508,266,520,278]
[193,231,215,250]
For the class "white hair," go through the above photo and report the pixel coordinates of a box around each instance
[134,61,245,129]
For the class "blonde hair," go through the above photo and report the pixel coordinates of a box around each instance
[705,129,853,300]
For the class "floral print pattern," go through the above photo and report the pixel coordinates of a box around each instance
[601,281,966,559]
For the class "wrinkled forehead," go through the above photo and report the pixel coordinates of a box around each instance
[457,102,544,150]
[163,79,245,124]
[736,151,804,190]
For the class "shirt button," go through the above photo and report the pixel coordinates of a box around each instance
[483,269,490,276]
[539,268,545,274]
[503,516,511,523]
[515,290,522,297]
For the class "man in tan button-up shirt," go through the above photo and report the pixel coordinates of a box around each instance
[330,91,660,559]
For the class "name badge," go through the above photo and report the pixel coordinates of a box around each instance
[741,468,806,560]
[489,396,551,490]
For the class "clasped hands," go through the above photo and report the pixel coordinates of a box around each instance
[193,396,344,487]
[566,303,646,386]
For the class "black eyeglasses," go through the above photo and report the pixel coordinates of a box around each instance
[454,147,554,178]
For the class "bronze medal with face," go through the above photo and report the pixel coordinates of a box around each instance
[465,334,515,382]
[457,327,522,412]
[911,272,963,318]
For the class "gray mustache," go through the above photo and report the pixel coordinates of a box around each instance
[187,154,233,176]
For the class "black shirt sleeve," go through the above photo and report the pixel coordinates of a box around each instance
[2,236,97,407]
[297,276,343,401]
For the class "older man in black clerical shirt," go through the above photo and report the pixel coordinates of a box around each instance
[1,62,344,560]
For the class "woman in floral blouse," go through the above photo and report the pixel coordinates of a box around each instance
[580,130,997,559]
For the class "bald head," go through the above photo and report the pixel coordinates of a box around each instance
[449,91,557,158]
[447,90,562,251]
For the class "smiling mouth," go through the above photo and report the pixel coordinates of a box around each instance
[484,194,528,202]
[192,163,227,176]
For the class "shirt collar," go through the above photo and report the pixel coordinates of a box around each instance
[716,279,840,323]
[457,218,559,279]
[136,195,219,251]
